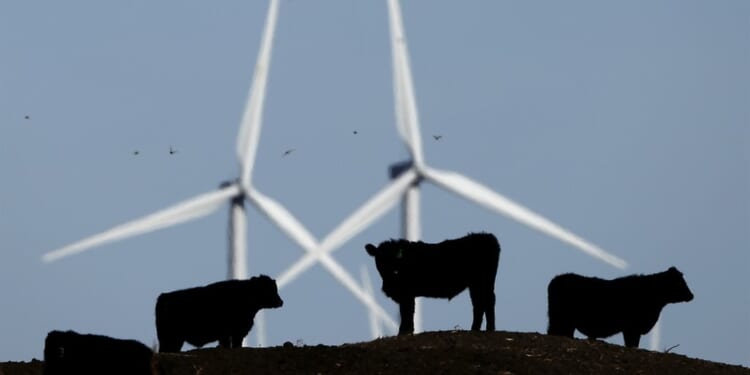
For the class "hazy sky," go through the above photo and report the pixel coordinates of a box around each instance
[1,0,748,367]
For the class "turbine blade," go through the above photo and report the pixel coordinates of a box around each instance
[316,251,399,331]
[650,319,661,351]
[43,184,241,263]
[423,167,628,269]
[275,253,399,332]
[237,0,281,187]
[388,0,424,165]
[247,188,318,252]
[276,168,418,290]
[320,168,419,253]
[275,252,317,290]
[361,264,383,338]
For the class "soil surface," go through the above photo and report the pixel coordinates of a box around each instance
[2,330,748,375]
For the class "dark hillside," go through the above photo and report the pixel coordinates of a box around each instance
[3,331,748,375]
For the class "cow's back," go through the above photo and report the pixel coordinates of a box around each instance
[547,272,666,339]
[155,279,267,350]
[157,280,244,319]
[407,232,500,298]
[44,330,153,375]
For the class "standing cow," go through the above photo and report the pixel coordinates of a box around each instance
[155,275,283,352]
[365,232,501,335]
[43,330,154,375]
[547,266,694,348]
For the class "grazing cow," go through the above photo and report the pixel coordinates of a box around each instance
[547,267,694,348]
[365,232,501,335]
[155,275,283,352]
[43,330,154,375]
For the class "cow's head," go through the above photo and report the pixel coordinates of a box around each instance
[662,267,694,303]
[365,240,409,300]
[251,275,284,309]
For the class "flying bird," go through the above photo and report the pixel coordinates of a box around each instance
[133,150,140,156]
[24,115,30,120]
[169,146,177,155]
[282,149,295,157]
[432,135,443,141]
[353,130,358,135]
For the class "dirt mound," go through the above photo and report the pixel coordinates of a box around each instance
[3,331,748,375]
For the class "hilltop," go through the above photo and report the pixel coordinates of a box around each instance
[2,331,748,374]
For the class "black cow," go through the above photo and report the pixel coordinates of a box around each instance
[155,275,283,352]
[547,267,694,348]
[43,330,153,375]
[365,232,501,335]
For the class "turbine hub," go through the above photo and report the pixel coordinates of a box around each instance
[389,160,422,186]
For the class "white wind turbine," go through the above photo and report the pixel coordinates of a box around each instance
[276,0,628,336]
[42,0,399,346]
[41,0,308,281]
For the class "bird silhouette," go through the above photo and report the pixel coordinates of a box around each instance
[433,135,443,141]
[133,150,140,156]
[169,146,177,155]
[353,130,358,135]
[282,149,295,157]
[24,115,30,120]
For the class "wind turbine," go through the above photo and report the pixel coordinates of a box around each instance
[275,0,628,336]
[41,0,316,279]
[42,0,399,346]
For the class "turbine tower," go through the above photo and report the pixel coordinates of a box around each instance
[276,0,628,336]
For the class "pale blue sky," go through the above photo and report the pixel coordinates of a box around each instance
[1,0,748,366]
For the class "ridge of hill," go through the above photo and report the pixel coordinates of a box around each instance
[2,331,748,374]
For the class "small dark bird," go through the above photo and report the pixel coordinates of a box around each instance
[133,150,140,156]
[353,130,358,135]
[169,146,177,155]
[24,115,30,120]
[282,149,295,157]
[432,135,443,141]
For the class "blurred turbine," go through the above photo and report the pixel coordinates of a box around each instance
[276,0,628,336]
[42,0,396,347]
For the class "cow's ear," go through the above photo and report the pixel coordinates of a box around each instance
[365,244,377,256]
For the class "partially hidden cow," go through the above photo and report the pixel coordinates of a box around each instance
[43,330,154,375]
[365,232,501,335]
[155,275,283,352]
[547,266,694,348]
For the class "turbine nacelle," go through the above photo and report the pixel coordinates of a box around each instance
[389,160,423,186]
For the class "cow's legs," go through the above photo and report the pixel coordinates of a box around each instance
[484,291,496,331]
[398,298,415,335]
[546,315,575,338]
[469,287,489,331]
[158,338,184,353]
[623,331,641,348]
[218,336,231,348]
[231,332,245,348]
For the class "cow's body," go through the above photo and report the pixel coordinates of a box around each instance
[43,330,153,375]
[155,275,283,352]
[365,232,501,335]
[547,267,694,348]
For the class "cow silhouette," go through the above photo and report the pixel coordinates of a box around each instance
[547,267,694,348]
[155,275,283,352]
[365,232,501,335]
[43,330,153,375]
